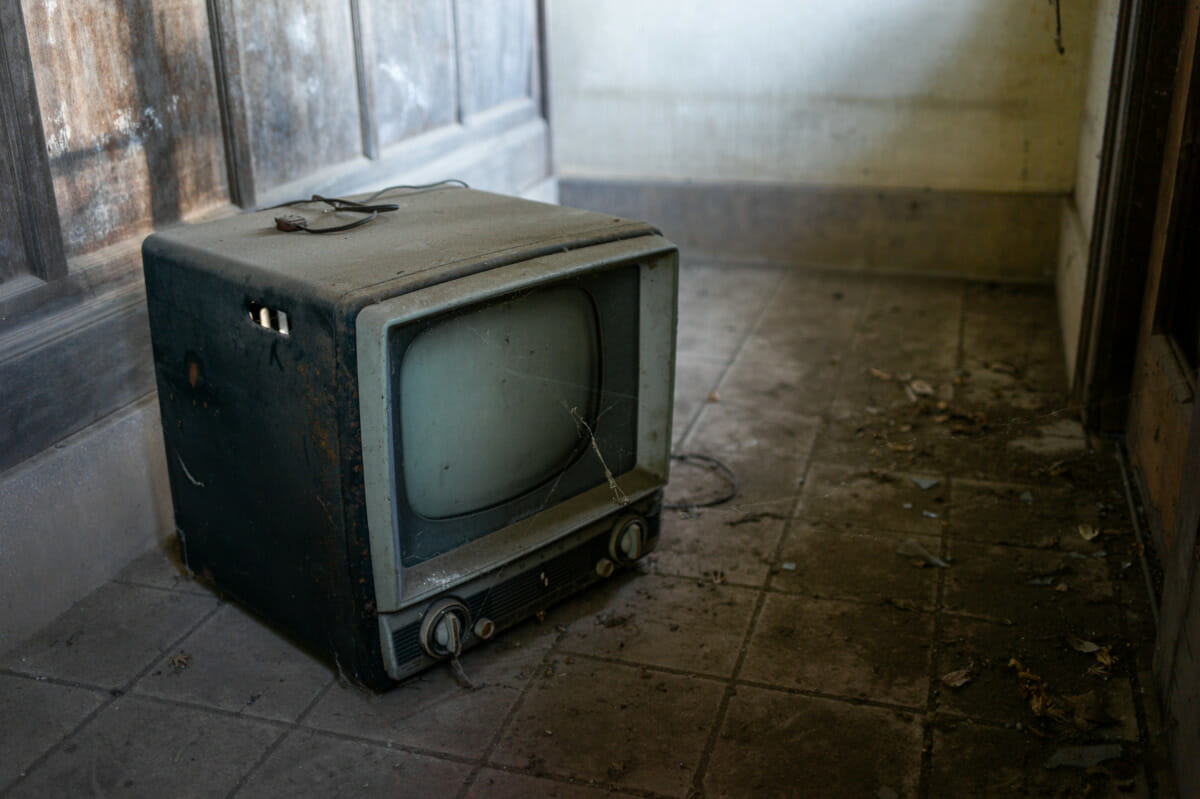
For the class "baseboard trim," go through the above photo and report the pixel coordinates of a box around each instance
[560,178,1063,283]
[0,394,173,656]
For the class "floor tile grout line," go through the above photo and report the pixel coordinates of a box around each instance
[124,690,302,729]
[638,563,944,612]
[547,649,742,685]
[687,434,819,796]
[917,520,951,799]
[676,267,789,449]
[109,576,211,597]
[682,275,869,794]
[730,677,925,715]
[223,673,338,799]
[475,762,680,799]
[807,271,877,455]
[0,598,225,799]
[954,281,968,376]
[917,286,965,799]
[223,730,295,798]
[280,723,484,768]
[0,668,115,694]
[452,636,565,799]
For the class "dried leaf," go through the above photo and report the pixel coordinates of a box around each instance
[1067,636,1100,654]
[941,668,973,689]
[707,390,720,403]
[869,368,892,381]
[909,379,935,397]
[1008,659,1068,722]
[886,441,915,453]
[1078,524,1100,541]
[1061,691,1114,731]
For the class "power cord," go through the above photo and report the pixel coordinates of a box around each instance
[272,179,469,234]
[664,452,738,511]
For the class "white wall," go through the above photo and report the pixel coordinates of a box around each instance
[547,0,1096,192]
[1057,0,1120,380]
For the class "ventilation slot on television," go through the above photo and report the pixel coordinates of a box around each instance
[248,301,290,336]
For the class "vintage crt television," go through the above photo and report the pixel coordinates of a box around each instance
[142,188,678,690]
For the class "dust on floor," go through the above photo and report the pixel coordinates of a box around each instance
[0,262,1174,798]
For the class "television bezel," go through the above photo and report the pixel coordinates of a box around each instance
[357,235,677,612]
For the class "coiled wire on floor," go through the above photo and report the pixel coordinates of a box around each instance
[663,452,738,512]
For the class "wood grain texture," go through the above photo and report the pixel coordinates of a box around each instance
[225,0,362,194]
[21,0,228,256]
[455,0,534,117]
[1,0,66,282]
[359,0,457,150]
[0,125,29,284]
[0,287,155,473]
[1075,0,1184,432]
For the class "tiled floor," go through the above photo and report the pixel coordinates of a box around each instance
[0,261,1175,797]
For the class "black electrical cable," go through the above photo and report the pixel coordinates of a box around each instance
[271,179,470,234]
[362,178,469,203]
[663,452,739,511]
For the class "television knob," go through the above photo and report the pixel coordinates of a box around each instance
[473,617,496,639]
[609,515,646,564]
[420,598,470,659]
[595,558,615,578]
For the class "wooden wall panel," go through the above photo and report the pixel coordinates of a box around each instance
[2,0,553,475]
[227,0,362,194]
[0,287,154,473]
[21,0,229,256]
[0,129,29,284]
[456,0,534,116]
[359,0,457,151]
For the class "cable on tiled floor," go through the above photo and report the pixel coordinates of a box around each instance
[663,453,738,511]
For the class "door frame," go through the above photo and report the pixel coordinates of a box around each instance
[1073,0,1187,431]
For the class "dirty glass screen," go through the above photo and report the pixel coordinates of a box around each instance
[398,285,600,519]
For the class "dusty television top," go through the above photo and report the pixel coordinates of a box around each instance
[143,188,658,307]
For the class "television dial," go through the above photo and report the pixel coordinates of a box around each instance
[609,516,646,564]
[473,617,496,639]
[419,598,470,658]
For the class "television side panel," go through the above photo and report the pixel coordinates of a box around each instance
[141,238,375,682]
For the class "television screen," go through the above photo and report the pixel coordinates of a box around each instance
[398,284,601,522]
[143,187,677,689]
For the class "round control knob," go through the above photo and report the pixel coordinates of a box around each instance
[609,515,646,564]
[473,617,496,640]
[595,558,615,578]
[420,598,470,659]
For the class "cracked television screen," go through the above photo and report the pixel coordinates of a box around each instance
[141,187,678,689]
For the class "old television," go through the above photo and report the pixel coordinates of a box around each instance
[142,187,678,690]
